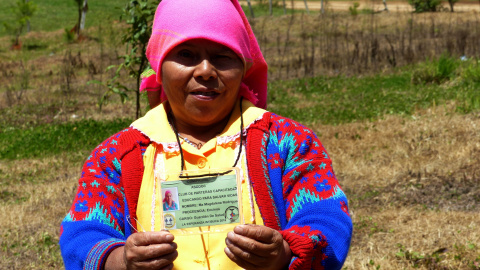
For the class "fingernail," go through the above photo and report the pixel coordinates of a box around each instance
[234,225,244,234]
[165,234,174,241]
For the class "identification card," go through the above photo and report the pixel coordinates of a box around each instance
[158,168,243,235]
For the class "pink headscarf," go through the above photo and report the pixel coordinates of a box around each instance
[163,190,172,203]
[141,0,268,109]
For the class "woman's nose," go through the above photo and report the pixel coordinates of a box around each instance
[193,59,217,80]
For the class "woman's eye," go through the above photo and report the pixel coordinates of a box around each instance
[178,50,193,58]
[215,54,231,60]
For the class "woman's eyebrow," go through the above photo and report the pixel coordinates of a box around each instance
[217,49,236,54]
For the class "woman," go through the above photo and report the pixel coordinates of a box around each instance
[163,190,178,211]
[59,0,352,269]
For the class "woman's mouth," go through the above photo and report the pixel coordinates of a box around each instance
[191,91,218,96]
[190,90,220,100]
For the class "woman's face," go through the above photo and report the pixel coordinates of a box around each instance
[161,39,244,129]
[166,192,172,203]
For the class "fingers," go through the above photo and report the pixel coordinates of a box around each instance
[130,231,175,246]
[225,225,291,270]
[233,225,283,244]
[226,231,275,258]
[126,231,176,260]
[224,245,262,270]
[225,235,271,267]
[126,249,178,270]
[124,231,178,269]
[126,241,178,262]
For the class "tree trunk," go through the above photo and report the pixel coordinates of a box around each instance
[283,0,287,14]
[76,8,82,36]
[269,0,273,16]
[80,0,88,31]
[26,0,31,32]
[246,0,255,17]
[321,0,324,14]
[448,0,454,12]
[303,0,310,14]
[383,0,389,11]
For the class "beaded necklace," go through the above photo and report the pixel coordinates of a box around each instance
[177,134,203,150]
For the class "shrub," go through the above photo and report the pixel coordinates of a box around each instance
[411,54,458,85]
[64,28,75,43]
[436,53,457,81]
[411,64,437,85]
[349,2,360,16]
[408,0,442,12]
[461,60,480,84]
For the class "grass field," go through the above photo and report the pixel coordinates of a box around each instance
[0,0,126,37]
[1,1,480,269]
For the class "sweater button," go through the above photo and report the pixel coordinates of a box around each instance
[197,158,207,169]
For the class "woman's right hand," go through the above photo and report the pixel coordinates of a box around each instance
[105,231,178,270]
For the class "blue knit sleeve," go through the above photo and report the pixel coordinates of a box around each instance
[267,115,353,270]
[60,129,133,270]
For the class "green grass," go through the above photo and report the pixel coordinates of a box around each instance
[268,68,480,125]
[0,0,126,37]
[0,118,132,160]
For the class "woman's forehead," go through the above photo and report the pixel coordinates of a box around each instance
[175,39,236,52]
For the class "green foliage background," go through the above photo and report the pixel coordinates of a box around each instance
[0,0,126,37]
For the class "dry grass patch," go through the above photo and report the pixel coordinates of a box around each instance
[0,155,78,269]
[319,103,480,190]
[0,25,140,129]
[345,207,480,270]
[312,105,480,269]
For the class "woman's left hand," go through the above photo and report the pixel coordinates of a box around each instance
[225,224,292,270]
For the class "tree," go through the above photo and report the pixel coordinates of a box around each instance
[73,0,88,37]
[92,0,158,119]
[383,0,389,12]
[447,0,458,12]
[246,0,255,17]
[26,0,32,32]
[3,0,37,48]
[408,0,442,12]
[302,0,310,14]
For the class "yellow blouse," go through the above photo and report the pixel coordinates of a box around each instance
[131,99,266,270]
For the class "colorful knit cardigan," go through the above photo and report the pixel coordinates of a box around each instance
[59,112,352,270]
